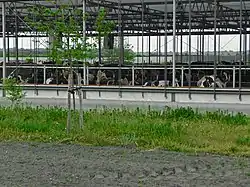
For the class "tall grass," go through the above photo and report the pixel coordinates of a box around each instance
[0,105,249,156]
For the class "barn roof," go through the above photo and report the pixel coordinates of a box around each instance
[0,0,249,36]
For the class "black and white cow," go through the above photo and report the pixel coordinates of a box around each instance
[197,71,230,88]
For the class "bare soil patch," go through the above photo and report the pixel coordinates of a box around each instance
[1,142,250,187]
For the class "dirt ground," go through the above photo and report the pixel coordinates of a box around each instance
[0,142,250,187]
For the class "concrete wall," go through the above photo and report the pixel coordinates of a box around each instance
[0,85,249,104]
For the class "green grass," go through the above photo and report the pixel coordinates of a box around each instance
[0,105,249,156]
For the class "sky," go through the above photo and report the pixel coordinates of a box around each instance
[0,34,242,52]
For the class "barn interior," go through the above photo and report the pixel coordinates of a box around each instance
[0,0,249,89]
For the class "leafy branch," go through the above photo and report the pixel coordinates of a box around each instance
[2,78,26,105]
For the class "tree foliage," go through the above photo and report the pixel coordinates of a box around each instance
[94,8,116,38]
[24,0,115,65]
[2,78,26,105]
[102,41,136,64]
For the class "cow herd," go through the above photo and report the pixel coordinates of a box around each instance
[1,63,250,89]
[87,68,232,88]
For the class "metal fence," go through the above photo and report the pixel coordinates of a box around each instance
[0,65,249,90]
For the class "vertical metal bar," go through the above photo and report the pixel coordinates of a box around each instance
[244,30,247,64]
[202,28,205,63]
[141,0,144,88]
[164,0,168,98]
[15,2,18,66]
[159,34,161,64]
[83,0,86,85]
[118,0,122,97]
[83,64,86,85]
[213,0,217,100]
[239,0,242,100]
[180,28,183,64]
[218,30,220,63]
[181,66,184,87]
[98,37,101,65]
[148,34,151,64]
[207,35,209,61]
[233,65,236,88]
[132,65,135,86]
[157,31,159,64]
[197,35,199,61]
[2,2,6,97]
[172,0,176,88]
[43,66,46,84]
[137,35,139,64]
[248,24,250,62]
[7,24,9,63]
[244,13,247,65]
[200,33,202,62]
[97,2,101,66]
[176,34,178,63]
[86,66,89,84]
[188,0,191,99]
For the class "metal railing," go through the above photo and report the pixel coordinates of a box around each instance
[0,65,250,89]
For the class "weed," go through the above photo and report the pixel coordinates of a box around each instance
[0,106,249,156]
[236,136,250,146]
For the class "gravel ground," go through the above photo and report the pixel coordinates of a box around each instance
[0,143,250,187]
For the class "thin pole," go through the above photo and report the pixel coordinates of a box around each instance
[180,28,183,64]
[164,0,168,98]
[213,0,217,100]
[188,0,191,99]
[172,0,176,87]
[159,33,161,63]
[141,0,144,87]
[83,0,86,85]
[239,0,242,100]
[249,23,250,62]
[202,27,204,63]
[2,2,6,97]
[148,34,151,64]
[15,2,18,67]
[118,0,122,97]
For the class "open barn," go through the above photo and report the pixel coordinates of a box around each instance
[0,0,249,92]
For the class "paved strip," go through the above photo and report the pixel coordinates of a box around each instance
[1,98,250,114]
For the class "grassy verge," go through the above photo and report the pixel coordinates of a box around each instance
[0,105,249,156]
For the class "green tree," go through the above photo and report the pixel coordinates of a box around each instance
[102,39,136,64]
[2,78,26,106]
[25,0,115,133]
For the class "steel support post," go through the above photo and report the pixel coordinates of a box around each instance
[213,0,217,100]
[239,0,242,100]
[218,30,220,63]
[2,2,6,97]
[180,28,183,64]
[164,0,168,98]
[156,31,159,64]
[159,32,161,64]
[202,28,205,63]
[172,0,176,88]
[7,23,9,62]
[148,34,151,64]
[188,0,191,100]
[244,30,247,64]
[15,3,18,65]
[137,35,139,64]
[197,35,199,61]
[248,24,250,62]
[118,0,123,97]
[83,0,86,85]
[141,0,144,88]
